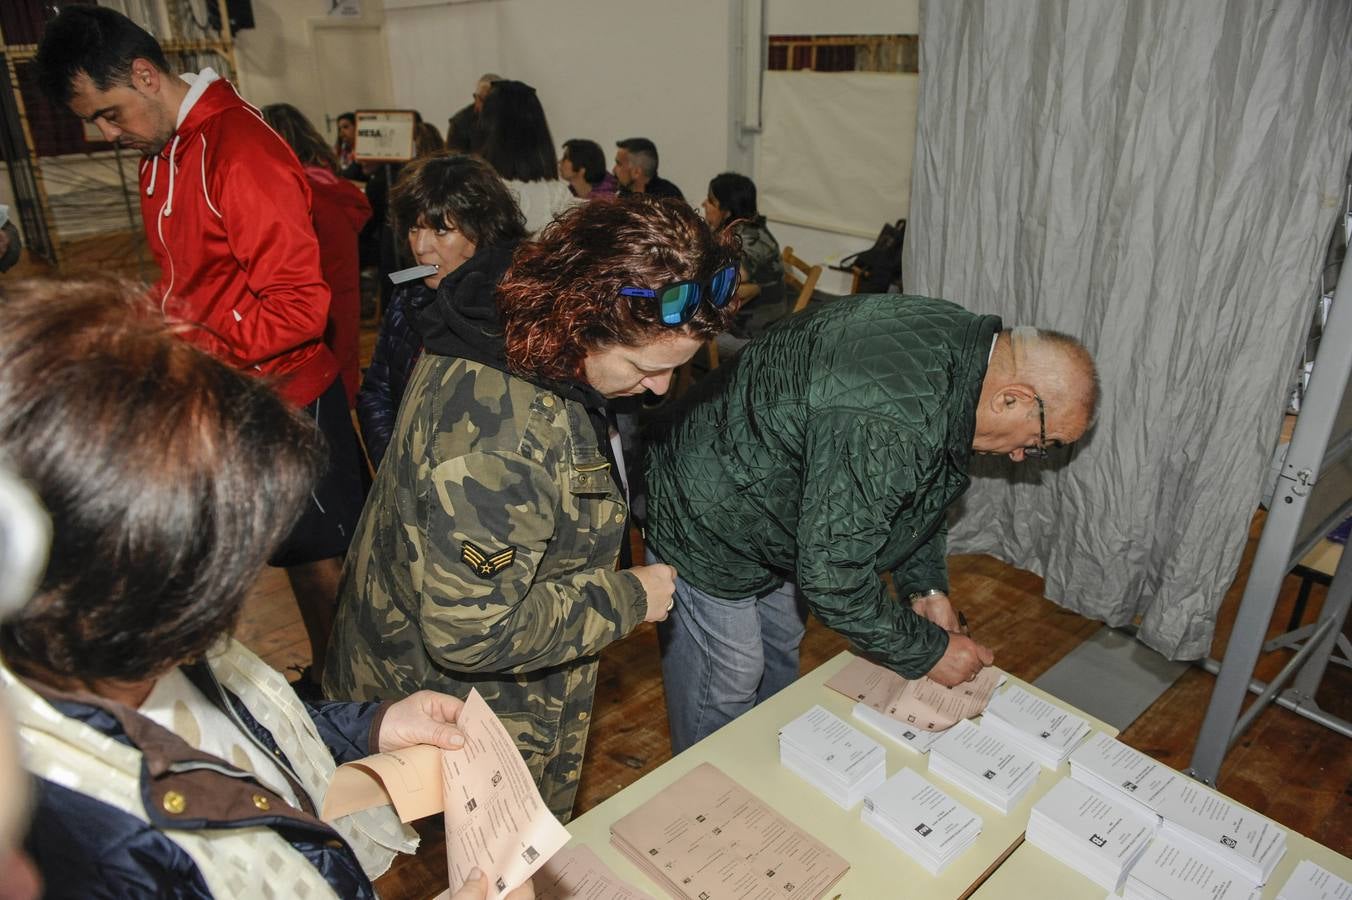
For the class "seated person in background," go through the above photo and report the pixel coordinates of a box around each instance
[559,138,618,198]
[0,278,532,899]
[325,199,739,821]
[477,81,580,233]
[263,102,373,407]
[614,137,685,200]
[358,154,528,470]
[645,303,1099,752]
[335,110,365,180]
[702,172,786,339]
[447,72,501,153]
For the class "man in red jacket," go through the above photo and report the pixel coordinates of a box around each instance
[35,7,364,696]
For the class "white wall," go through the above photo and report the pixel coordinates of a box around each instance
[766,0,917,35]
[233,0,394,141]
[382,0,733,204]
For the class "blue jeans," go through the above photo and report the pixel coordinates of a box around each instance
[651,550,808,753]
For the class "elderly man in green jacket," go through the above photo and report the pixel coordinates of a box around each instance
[645,294,1098,751]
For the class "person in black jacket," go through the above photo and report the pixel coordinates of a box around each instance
[614,137,685,200]
[357,153,529,470]
[0,278,533,900]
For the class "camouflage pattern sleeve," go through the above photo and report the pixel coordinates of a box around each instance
[412,448,646,674]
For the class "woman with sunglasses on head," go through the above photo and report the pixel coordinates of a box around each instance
[324,196,739,820]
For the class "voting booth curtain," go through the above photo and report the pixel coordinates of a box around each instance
[907,0,1352,658]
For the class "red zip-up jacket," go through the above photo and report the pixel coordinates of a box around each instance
[304,165,371,407]
[139,72,337,406]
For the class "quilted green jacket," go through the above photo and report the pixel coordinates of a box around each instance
[645,295,1000,678]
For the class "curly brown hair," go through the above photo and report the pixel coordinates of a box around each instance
[497,197,739,381]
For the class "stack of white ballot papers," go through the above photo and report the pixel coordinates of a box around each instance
[1277,860,1352,900]
[1072,733,1288,888]
[1123,837,1261,900]
[778,705,886,809]
[981,684,1092,768]
[1026,777,1156,893]
[860,768,982,875]
[926,719,1040,813]
[1069,732,1181,819]
[1153,779,1287,885]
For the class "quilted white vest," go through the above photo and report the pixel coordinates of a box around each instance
[2,638,417,898]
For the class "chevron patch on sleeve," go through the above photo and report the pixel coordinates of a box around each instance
[461,540,517,578]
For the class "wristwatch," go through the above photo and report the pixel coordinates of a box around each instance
[907,588,946,604]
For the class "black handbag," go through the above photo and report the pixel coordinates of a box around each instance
[837,218,905,293]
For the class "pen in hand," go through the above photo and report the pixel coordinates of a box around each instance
[956,611,971,638]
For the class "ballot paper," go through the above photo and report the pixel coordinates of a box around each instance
[535,844,655,900]
[1277,860,1352,900]
[389,263,439,283]
[1068,732,1181,820]
[861,768,982,875]
[1026,777,1156,893]
[981,684,1092,769]
[851,703,942,753]
[824,655,1004,738]
[1152,778,1287,885]
[322,689,569,900]
[1123,837,1260,900]
[777,705,887,809]
[609,762,849,900]
[926,719,1040,814]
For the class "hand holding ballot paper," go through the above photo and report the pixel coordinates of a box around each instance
[322,689,568,900]
[824,654,1004,752]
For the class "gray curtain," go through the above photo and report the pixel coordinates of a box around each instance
[908,0,1352,658]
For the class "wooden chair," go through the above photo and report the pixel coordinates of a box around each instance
[691,248,823,379]
[783,246,823,314]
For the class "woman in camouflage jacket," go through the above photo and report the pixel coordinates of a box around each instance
[325,198,739,819]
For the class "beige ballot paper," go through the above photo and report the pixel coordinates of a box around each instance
[824,654,1003,730]
[536,844,656,900]
[442,690,572,897]
[321,689,569,900]
[610,762,849,900]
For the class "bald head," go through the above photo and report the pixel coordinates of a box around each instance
[973,327,1098,461]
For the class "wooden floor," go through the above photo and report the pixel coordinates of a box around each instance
[237,511,1352,899]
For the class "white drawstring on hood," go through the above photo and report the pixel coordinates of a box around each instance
[145,134,182,216]
[147,67,221,215]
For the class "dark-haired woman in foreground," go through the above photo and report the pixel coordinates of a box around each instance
[325,199,739,820]
[0,279,530,899]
